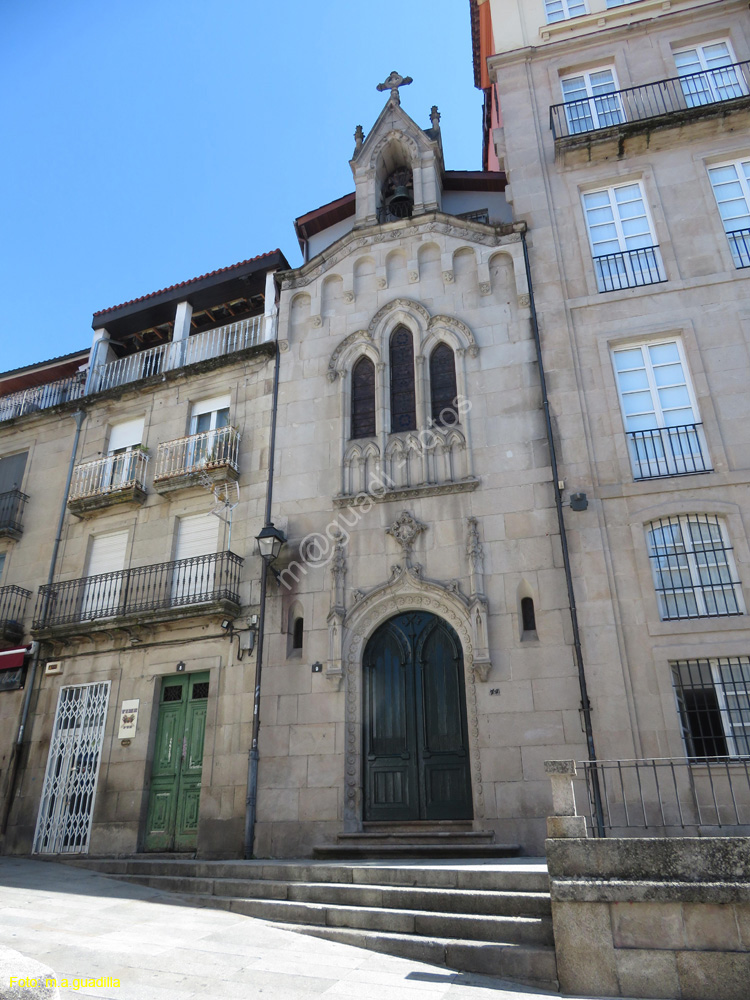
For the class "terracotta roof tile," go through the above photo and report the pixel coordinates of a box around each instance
[93,249,283,318]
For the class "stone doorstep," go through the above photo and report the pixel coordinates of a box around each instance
[107,871,553,916]
[58,856,558,989]
[61,856,552,892]
[270,922,559,991]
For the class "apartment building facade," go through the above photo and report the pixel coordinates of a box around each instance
[472,0,750,823]
[0,251,289,857]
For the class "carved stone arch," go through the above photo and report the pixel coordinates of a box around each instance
[367,129,421,172]
[327,330,377,382]
[426,315,479,357]
[341,565,484,830]
[368,298,431,354]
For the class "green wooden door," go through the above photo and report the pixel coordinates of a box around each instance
[363,613,473,822]
[145,672,209,851]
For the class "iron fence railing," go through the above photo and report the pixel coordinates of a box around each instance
[154,426,241,482]
[627,423,712,480]
[93,315,264,393]
[0,372,86,424]
[727,228,750,269]
[577,757,750,836]
[0,489,29,535]
[550,60,750,139]
[68,451,149,502]
[592,245,666,291]
[33,551,242,629]
[0,585,31,630]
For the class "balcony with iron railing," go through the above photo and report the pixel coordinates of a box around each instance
[627,423,713,480]
[32,551,242,635]
[67,451,149,516]
[0,585,31,642]
[153,426,241,494]
[591,245,666,292]
[0,489,29,540]
[0,315,266,425]
[92,315,265,394]
[550,60,750,148]
[0,372,86,424]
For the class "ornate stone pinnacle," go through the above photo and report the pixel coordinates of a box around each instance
[376,71,413,105]
[430,105,441,130]
[354,125,365,151]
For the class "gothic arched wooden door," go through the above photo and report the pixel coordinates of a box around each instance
[363,611,473,822]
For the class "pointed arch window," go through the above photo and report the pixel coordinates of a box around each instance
[390,327,416,433]
[430,343,458,426]
[351,356,376,439]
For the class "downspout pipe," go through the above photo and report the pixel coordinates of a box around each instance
[244,286,282,859]
[520,232,605,838]
[1,408,86,835]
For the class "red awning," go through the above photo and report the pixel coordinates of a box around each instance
[0,646,30,670]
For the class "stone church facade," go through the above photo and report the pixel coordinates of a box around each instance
[254,87,591,856]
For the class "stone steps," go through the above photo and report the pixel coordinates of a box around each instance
[63,857,557,988]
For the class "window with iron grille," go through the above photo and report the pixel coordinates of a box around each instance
[611,339,710,479]
[646,515,744,620]
[708,158,750,269]
[582,182,666,291]
[560,67,623,135]
[672,657,750,758]
[545,0,587,23]
[674,40,746,108]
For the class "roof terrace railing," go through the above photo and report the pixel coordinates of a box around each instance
[550,60,750,139]
[94,315,265,393]
[0,373,86,423]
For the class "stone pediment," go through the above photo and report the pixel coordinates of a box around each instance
[350,98,442,172]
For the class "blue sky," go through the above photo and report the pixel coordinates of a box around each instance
[1,0,483,372]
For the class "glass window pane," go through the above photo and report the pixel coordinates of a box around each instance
[617,369,650,391]
[614,347,646,371]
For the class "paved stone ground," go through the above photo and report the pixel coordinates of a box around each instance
[0,857,656,1000]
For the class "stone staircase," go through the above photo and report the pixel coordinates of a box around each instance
[65,856,558,989]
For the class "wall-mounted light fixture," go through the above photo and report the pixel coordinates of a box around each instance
[311,661,323,674]
[176,661,186,673]
[221,617,259,661]
[255,522,287,581]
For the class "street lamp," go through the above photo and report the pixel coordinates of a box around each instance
[244,520,287,859]
[255,522,286,564]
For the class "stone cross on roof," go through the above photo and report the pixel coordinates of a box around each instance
[376,70,413,105]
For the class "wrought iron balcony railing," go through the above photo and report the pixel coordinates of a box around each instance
[627,423,712,480]
[68,451,149,504]
[550,60,750,139]
[0,489,29,538]
[0,584,31,633]
[727,228,750,269]
[0,373,86,424]
[154,426,241,485]
[33,551,242,630]
[592,245,666,292]
[93,315,264,393]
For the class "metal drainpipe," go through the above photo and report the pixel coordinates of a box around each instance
[1,408,86,835]
[520,232,605,837]
[243,296,282,859]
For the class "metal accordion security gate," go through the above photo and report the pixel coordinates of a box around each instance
[33,681,110,854]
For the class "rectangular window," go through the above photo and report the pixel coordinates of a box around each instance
[672,657,750,758]
[647,515,744,620]
[561,67,623,135]
[674,40,747,108]
[612,340,710,478]
[82,530,129,619]
[583,182,665,291]
[545,0,587,23]
[708,159,750,268]
[172,514,220,605]
[106,417,145,489]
